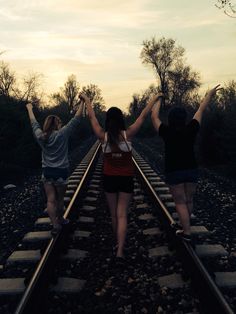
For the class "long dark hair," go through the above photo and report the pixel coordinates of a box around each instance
[105,107,126,147]
[168,107,187,129]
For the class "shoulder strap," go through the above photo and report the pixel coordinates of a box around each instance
[104,132,108,142]
[103,132,109,153]
[120,131,131,152]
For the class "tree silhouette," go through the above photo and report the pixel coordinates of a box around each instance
[50,74,80,113]
[168,61,200,106]
[0,61,16,98]
[215,0,236,17]
[16,72,44,104]
[81,84,105,114]
[140,37,200,106]
[141,37,185,96]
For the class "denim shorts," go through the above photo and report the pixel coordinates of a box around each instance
[165,168,199,186]
[42,167,69,185]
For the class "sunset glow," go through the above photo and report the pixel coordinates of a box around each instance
[1,0,235,110]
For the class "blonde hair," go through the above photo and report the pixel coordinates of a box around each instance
[42,115,62,140]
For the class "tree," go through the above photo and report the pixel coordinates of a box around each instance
[63,74,80,111]
[128,94,139,116]
[140,37,200,106]
[0,61,16,98]
[218,80,236,109]
[128,84,160,116]
[215,0,236,17]
[50,77,106,123]
[51,74,81,112]
[81,84,106,114]
[0,61,43,104]
[168,61,201,106]
[50,92,64,106]
[127,85,160,137]
[140,37,185,95]
[198,81,236,171]
[218,81,236,171]
[15,72,44,104]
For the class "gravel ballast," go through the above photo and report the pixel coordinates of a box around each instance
[0,137,96,264]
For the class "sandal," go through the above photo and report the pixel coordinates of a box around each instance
[115,256,126,267]
[58,218,70,225]
[176,230,192,242]
[51,224,62,236]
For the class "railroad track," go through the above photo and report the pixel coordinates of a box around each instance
[0,143,235,313]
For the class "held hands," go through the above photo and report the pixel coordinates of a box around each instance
[79,93,91,103]
[149,92,165,111]
[156,92,165,102]
[79,93,94,118]
[151,92,165,104]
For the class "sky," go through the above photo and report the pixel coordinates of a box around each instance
[0,0,235,111]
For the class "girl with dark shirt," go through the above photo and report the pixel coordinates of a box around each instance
[151,85,221,241]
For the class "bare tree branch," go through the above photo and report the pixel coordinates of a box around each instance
[215,0,236,17]
[0,61,16,98]
[0,50,7,56]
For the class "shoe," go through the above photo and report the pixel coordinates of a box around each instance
[112,244,118,255]
[51,224,62,236]
[171,221,182,230]
[59,218,70,225]
[176,230,192,242]
[115,256,126,267]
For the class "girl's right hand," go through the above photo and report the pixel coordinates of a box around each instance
[79,93,90,103]
[156,92,165,100]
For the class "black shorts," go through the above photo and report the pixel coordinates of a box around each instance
[42,167,69,185]
[165,168,199,186]
[103,175,134,193]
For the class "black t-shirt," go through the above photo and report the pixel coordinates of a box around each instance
[159,119,200,173]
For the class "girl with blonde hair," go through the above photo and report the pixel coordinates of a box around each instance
[26,103,83,235]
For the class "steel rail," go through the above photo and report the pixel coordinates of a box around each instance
[133,156,233,314]
[15,142,101,314]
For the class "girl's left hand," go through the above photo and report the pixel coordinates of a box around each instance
[26,103,33,110]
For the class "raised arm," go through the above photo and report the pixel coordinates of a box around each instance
[127,93,164,139]
[56,101,83,138]
[26,103,44,141]
[151,94,164,132]
[26,103,36,122]
[193,84,221,124]
[74,100,84,117]
[79,93,105,141]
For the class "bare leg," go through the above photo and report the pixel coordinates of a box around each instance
[44,183,58,227]
[116,192,132,258]
[105,192,118,234]
[169,184,191,235]
[184,182,197,215]
[55,184,67,221]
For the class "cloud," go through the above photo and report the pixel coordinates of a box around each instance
[8,0,152,13]
[0,0,235,110]
[0,8,27,21]
[0,0,163,31]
